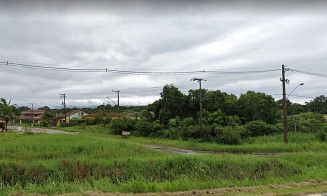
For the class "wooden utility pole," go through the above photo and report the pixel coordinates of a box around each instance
[60,94,67,126]
[112,90,120,115]
[191,77,206,138]
[281,65,289,144]
[29,103,34,125]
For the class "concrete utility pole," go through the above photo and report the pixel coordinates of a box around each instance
[281,65,289,144]
[29,103,34,125]
[191,77,206,138]
[112,90,120,114]
[60,94,67,126]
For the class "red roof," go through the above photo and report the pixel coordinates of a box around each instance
[57,109,81,118]
[109,112,120,117]
[86,113,96,117]
[0,120,5,123]
[22,110,45,115]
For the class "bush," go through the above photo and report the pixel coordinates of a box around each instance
[180,124,211,141]
[207,110,241,127]
[243,120,280,137]
[40,119,49,127]
[214,126,241,145]
[168,117,181,129]
[110,118,136,135]
[289,112,326,133]
[317,131,326,142]
[135,119,153,136]
[162,128,180,139]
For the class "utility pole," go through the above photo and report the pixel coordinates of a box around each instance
[281,65,289,144]
[29,103,34,126]
[191,77,206,138]
[60,94,67,126]
[112,90,120,114]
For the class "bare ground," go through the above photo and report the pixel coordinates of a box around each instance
[144,144,289,157]
[10,126,78,134]
[57,181,327,196]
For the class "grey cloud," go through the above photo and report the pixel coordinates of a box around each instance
[1,0,327,108]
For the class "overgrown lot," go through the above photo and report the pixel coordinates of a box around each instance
[1,132,327,195]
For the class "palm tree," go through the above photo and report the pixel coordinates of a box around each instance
[0,98,17,131]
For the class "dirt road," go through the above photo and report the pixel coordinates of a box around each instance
[144,144,198,155]
[63,181,327,196]
[11,126,78,135]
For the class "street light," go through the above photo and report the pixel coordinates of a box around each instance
[287,83,304,99]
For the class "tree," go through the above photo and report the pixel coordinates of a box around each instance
[307,95,327,113]
[41,110,56,126]
[160,84,188,118]
[238,91,280,124]
[0,98,18,131]
[38,106,51,111]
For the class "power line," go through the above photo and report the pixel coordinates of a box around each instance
[1,60,280,75]
[288,68,327,78]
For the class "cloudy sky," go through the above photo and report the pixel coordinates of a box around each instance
[0,0,327,108]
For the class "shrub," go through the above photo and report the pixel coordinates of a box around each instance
[214,126,241,145]
[180,124,211,140]
[40,119,49,127]
[244,120,280,137]
[110,118,136,135]
[168,117,181,129]
[317,131,326,142]
[289,112,326,133]
[163,128,180,139]
[135,119,153,136]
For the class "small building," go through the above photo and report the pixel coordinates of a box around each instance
[109,112,120,120]
[21,110,45,124]
[86,112,121,120]
[56,109,88,126]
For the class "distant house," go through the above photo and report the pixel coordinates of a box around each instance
[20,110,45,124]
[56,109,88,126]
[86,112,121,120]
[109,112,120,119]
[125,112,141,120]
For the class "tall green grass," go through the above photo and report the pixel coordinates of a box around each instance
[1,132,327,195]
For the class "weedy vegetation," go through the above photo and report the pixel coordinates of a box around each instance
[1,131,327,195]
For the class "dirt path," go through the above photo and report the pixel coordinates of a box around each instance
[144,144,289,157]
[61,181,327,196]
[11,126,78,135]
[144,144,198,155]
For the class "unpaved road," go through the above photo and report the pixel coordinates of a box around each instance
[60,181,327,196]
[144,144,198,155]
[145,144,289,157]
[10,126,78,135]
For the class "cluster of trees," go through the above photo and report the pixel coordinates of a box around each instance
[278,95,327,115]
[0,98,20,131]
[107,85,282,144]
[2,85,327,142]
[107,84,327,144]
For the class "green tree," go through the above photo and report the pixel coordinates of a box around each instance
[0,98,18,131]
[238,91,280,124]
[160,84,188,118]
[307,95,327,113]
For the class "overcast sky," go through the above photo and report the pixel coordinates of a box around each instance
[0,0,327,109]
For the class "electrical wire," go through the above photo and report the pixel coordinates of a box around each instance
[0,60,281,75]
[288,68,327,78]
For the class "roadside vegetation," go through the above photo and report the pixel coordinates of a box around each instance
[1,133,327,195]
[1,86,327,195]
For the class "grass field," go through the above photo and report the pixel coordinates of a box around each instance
[1,126,327,195]
[56,125,327,153]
